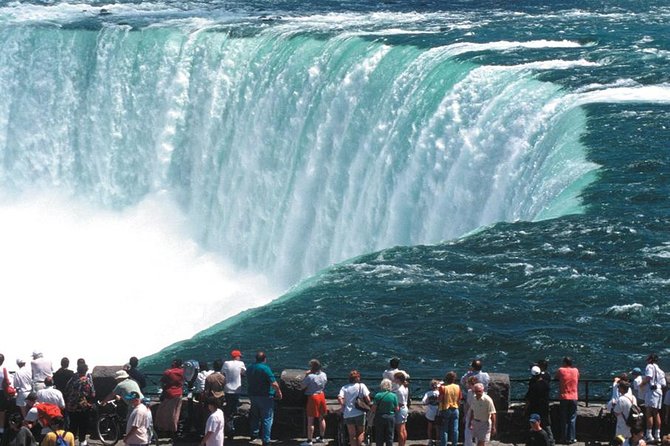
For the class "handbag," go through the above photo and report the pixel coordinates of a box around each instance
[3,368,17,398]
[354,384,371,412]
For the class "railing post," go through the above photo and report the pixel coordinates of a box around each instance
[585,380,589,407]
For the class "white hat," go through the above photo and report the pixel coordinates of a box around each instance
[115,370,130,380]
[531,366,541,376]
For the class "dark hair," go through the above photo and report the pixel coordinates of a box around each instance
[309,359,321,372]
[471,359,483,371]
[172,358,183,368]
[537,359,548,371]
[349,370,361,383]
[200,361,209,371]
[255,351,266,363]
[213,359,223,371]
[393,372,407,385]
[563,357,573,367]
[77,363,89,375]
[60,357,69,368]
[50,416,66,429]
[26,392,37,402]
[0,354,4,366]
[77,358,86,366]
[618,381,631,394]
[648,353,659,364]
[44,376,54,387]
[389,357,400,369]
[129,357,139,368]
[444,371,457,384]
[205,396,219,407]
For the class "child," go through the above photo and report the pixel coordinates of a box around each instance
[421,379,441,446]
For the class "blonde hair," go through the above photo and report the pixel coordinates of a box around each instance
[380,378,393,391]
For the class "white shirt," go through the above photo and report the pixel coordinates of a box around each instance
[395,385,409,406]
[614,393,636,437]
[195,370,214,393]
[221,360,246,394]
[205,408,225,446]
[13,366,33,394]
[125,403,151,445]
[36,386,66,408]
[338,383,370,419]
[31,357,53,383]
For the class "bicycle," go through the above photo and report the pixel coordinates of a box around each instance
[96,400,159,446]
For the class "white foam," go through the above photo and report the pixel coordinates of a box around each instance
[606,303,644,315]
[574,85,670,106]
[0,190,278,371]
[443,40,583,56]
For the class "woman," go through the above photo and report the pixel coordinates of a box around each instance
[156,359,185,435]
[372,378,398,446]
[39,416,74,446]
[393,372,409,446]
[64,363,95,446]
[337,370,371,446]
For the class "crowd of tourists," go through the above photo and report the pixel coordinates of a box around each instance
[2,350,670,446]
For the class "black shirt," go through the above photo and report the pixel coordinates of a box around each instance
[53,368,75,392]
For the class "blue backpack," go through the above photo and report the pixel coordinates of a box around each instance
[55,432,69,446]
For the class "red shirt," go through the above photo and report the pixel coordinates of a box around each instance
[161,367,184,399]
[556,366,579,400]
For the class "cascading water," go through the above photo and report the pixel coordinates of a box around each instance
[0,23,598,286]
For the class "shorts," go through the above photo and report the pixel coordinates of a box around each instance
[344,414,366,426]
[306,393,327,418]
[471,419,491,442]
[394,406,408,425]
[645,389,663,409]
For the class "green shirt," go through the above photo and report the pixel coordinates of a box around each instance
[373,391,398,415]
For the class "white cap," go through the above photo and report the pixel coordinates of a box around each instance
[531,366,541,376]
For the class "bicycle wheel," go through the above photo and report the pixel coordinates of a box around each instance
[97,415,121,446]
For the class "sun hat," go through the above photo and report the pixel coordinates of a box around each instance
[115,370,130,380]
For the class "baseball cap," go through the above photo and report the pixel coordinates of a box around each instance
[124,391,141,401]
[531,366,541,376]
[231,350,242,358]
[529,413,541,423]
[631,367,642,375]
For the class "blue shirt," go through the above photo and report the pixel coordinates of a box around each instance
[247,362,277,397]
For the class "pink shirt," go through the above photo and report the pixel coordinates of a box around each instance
[556,366,579,400]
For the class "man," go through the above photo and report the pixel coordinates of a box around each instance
[127,357,147,392]
[300,360,327,446]
[204,360,226,408]
[200,397,224,446]
[14,359,34,417]
[103,370,144,420]
[52,358,74,393]
[555,357,578,444]
[382,358,410,383]
[122,391,151,446]
[438,371,462,446]
[468,383,496,446]
[461,360,491,391]
[247,352,283,446]
[614,381,638,440]
[36,377,65,409]
[30,352,53,392]
[630,368,645,403]
[221,350,246,439]
[525,366,554,446]
[624,427,647,446]
[527,413,551,446]
[643,354,665,442]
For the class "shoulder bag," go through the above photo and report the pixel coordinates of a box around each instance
[354,383,371,412]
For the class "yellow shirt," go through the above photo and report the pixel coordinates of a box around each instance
[40,430,75,446]
[438,383,461,410]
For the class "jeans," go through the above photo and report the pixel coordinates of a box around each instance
[559,400,577,443]
[440,408,459,446]
[225,393,241,437]
[374,414,395,446]
[249,395,275,445]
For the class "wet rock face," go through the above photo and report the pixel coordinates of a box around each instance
[488,372,511,411]
[278,369,308,407]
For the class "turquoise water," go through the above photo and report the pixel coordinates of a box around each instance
[0,0,669,379]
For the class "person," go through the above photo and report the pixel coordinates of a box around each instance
[537,360,551,384]
[631,368,645,406]
[468,383,496,446]
[195,362,213,401]
[555,357,578,444]
[337,370,370,446]
[526,366,554,446]
[126,357,147,392]
[382,358,409,385]
[372,378,399,446]
[300,359,327,446]
[393,372,409,446]
[30,352,53,392]
[200,397,224,446]
[51,359,74,393]
[64,363,95,446]
[614,381,637,440]
[39,415,74,446]
[156,359,184,435]
[6,412,37,446]
[421,379,440,446]
[461,360,491,392]
[462,376,479,446]
[192,361,214,433]
[15,359,35,417]
[204,360,226,409]
[246,352,283,446]
[643,354,665,442]
[122,391,151,446]
[36,378,65,409]
[624,426,647,446]
[221,351,245,440]
[103,370,144,419]
[1,353,11,438]
[527,413,551,446]
[438,372,461,446]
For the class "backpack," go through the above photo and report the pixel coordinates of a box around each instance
[54,431,69,446]
[625,396,644,430]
